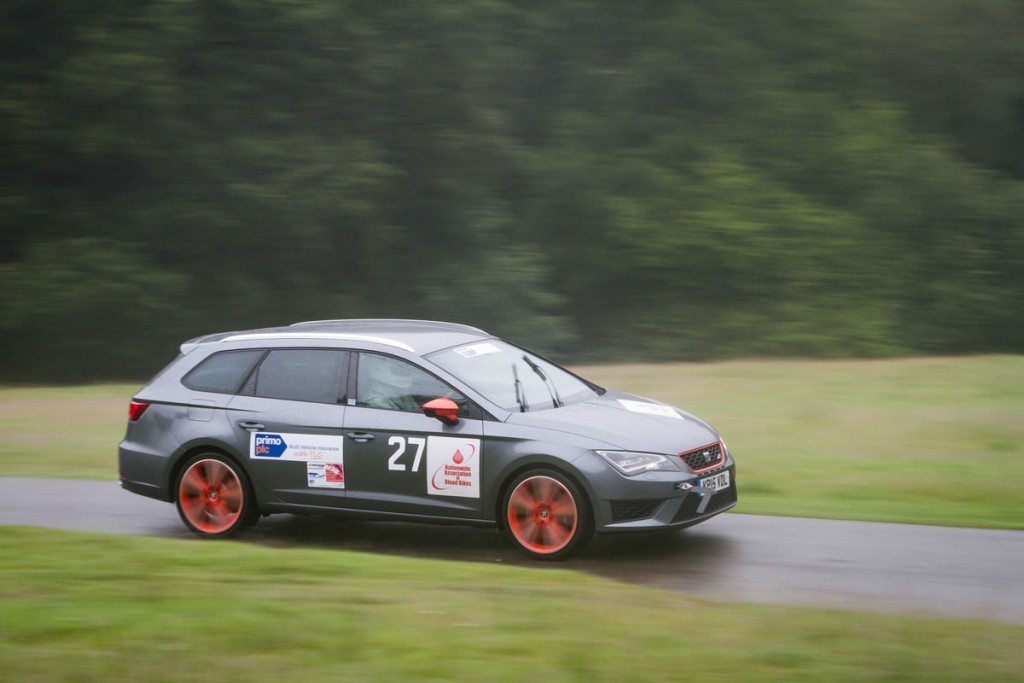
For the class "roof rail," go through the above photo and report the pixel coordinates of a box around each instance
[289,319,489,335]
[219,332,416,353]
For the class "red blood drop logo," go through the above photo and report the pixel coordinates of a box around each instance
[453,450,464,464]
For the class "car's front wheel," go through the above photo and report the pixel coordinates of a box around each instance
[175,453,257,537]
[503,469,591,559]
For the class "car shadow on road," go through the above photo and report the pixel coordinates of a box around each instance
[239,513,739,589]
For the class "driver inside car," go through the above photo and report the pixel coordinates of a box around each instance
[358,355,424,412]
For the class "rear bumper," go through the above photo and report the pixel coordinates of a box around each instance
[118,442,173,502]
[118,476,167,501]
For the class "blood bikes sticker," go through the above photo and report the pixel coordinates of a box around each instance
[426,436,481,498]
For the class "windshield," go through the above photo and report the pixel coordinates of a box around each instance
[426,340,599,412]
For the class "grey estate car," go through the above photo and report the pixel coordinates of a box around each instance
[119,319,736,558]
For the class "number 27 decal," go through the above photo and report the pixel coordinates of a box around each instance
[388,436,426,472]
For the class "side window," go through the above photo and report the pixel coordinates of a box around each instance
[182,350,263,394]
[356,353,465,414]
[253,349,347,403]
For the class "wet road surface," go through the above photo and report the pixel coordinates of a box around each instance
[2,477,1022,624]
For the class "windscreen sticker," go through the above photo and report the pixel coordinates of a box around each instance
[617,399,683,420]
[427,436,481,498]
[250,432,345,461]
[307,462,345,489]
[453,343,502,359]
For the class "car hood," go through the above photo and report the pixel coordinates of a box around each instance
[503,390,719,454]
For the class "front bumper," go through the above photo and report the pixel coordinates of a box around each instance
[593,462,737,533]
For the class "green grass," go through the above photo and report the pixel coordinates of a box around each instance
[1,526,1021,683]
[1,355,1022,528]
[0,384,133,480]
[580,356,1024,529]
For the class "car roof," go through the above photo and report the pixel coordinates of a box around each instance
[181,319,492,356]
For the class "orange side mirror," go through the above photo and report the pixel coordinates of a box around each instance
[422,397,460,426]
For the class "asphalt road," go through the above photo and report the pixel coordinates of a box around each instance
[2,477,1022,624]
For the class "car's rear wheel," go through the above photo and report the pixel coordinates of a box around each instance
[503,469,591,559]
[175,453,257,537]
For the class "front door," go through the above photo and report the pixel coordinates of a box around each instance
[342,352,485,519]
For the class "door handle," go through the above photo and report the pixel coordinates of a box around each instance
[346,431,375,443]
[238,421,266,431]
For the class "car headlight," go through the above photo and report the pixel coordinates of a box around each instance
[596,450,681,476]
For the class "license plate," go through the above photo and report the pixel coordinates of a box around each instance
[698,471,730,492]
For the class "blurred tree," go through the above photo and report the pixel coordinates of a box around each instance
[858,0,1024,177]
[0,0,1021,380]
[0,239,190,381]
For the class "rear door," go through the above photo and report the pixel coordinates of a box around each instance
[226,348,350,507]
[341,352,485,519]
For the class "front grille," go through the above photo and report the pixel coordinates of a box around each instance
[671,483,737,523]
[610,499,663,523]
[679,442,724,472]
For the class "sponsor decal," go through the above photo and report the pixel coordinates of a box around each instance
[426,436,481,498]
[617,399,682,420]
[253,433,288,458]
[308,462,346,489]
[250,432,345,461]
[453,342,502,359]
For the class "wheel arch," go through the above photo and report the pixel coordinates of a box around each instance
[168,439,250,499]
[492,456,595,531]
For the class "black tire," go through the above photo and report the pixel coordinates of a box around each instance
[174,453,259,538]
[502,468,592,559]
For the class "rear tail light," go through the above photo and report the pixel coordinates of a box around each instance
[128,400,150,421]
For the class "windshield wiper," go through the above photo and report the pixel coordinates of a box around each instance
[512,363,528,413]
[522,354,562,408]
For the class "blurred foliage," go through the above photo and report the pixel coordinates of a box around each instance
[1,0,1022,380]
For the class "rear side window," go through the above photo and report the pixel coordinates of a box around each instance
[182,350,263,394]
[253,349,347,403]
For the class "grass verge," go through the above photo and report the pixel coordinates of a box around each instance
[1,526,1022,683]
[0,384,132,480]
[0,355,1021,528]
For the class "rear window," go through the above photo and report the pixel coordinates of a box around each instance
[182,350,263,394]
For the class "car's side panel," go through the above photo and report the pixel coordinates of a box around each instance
[342,406,485,518]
